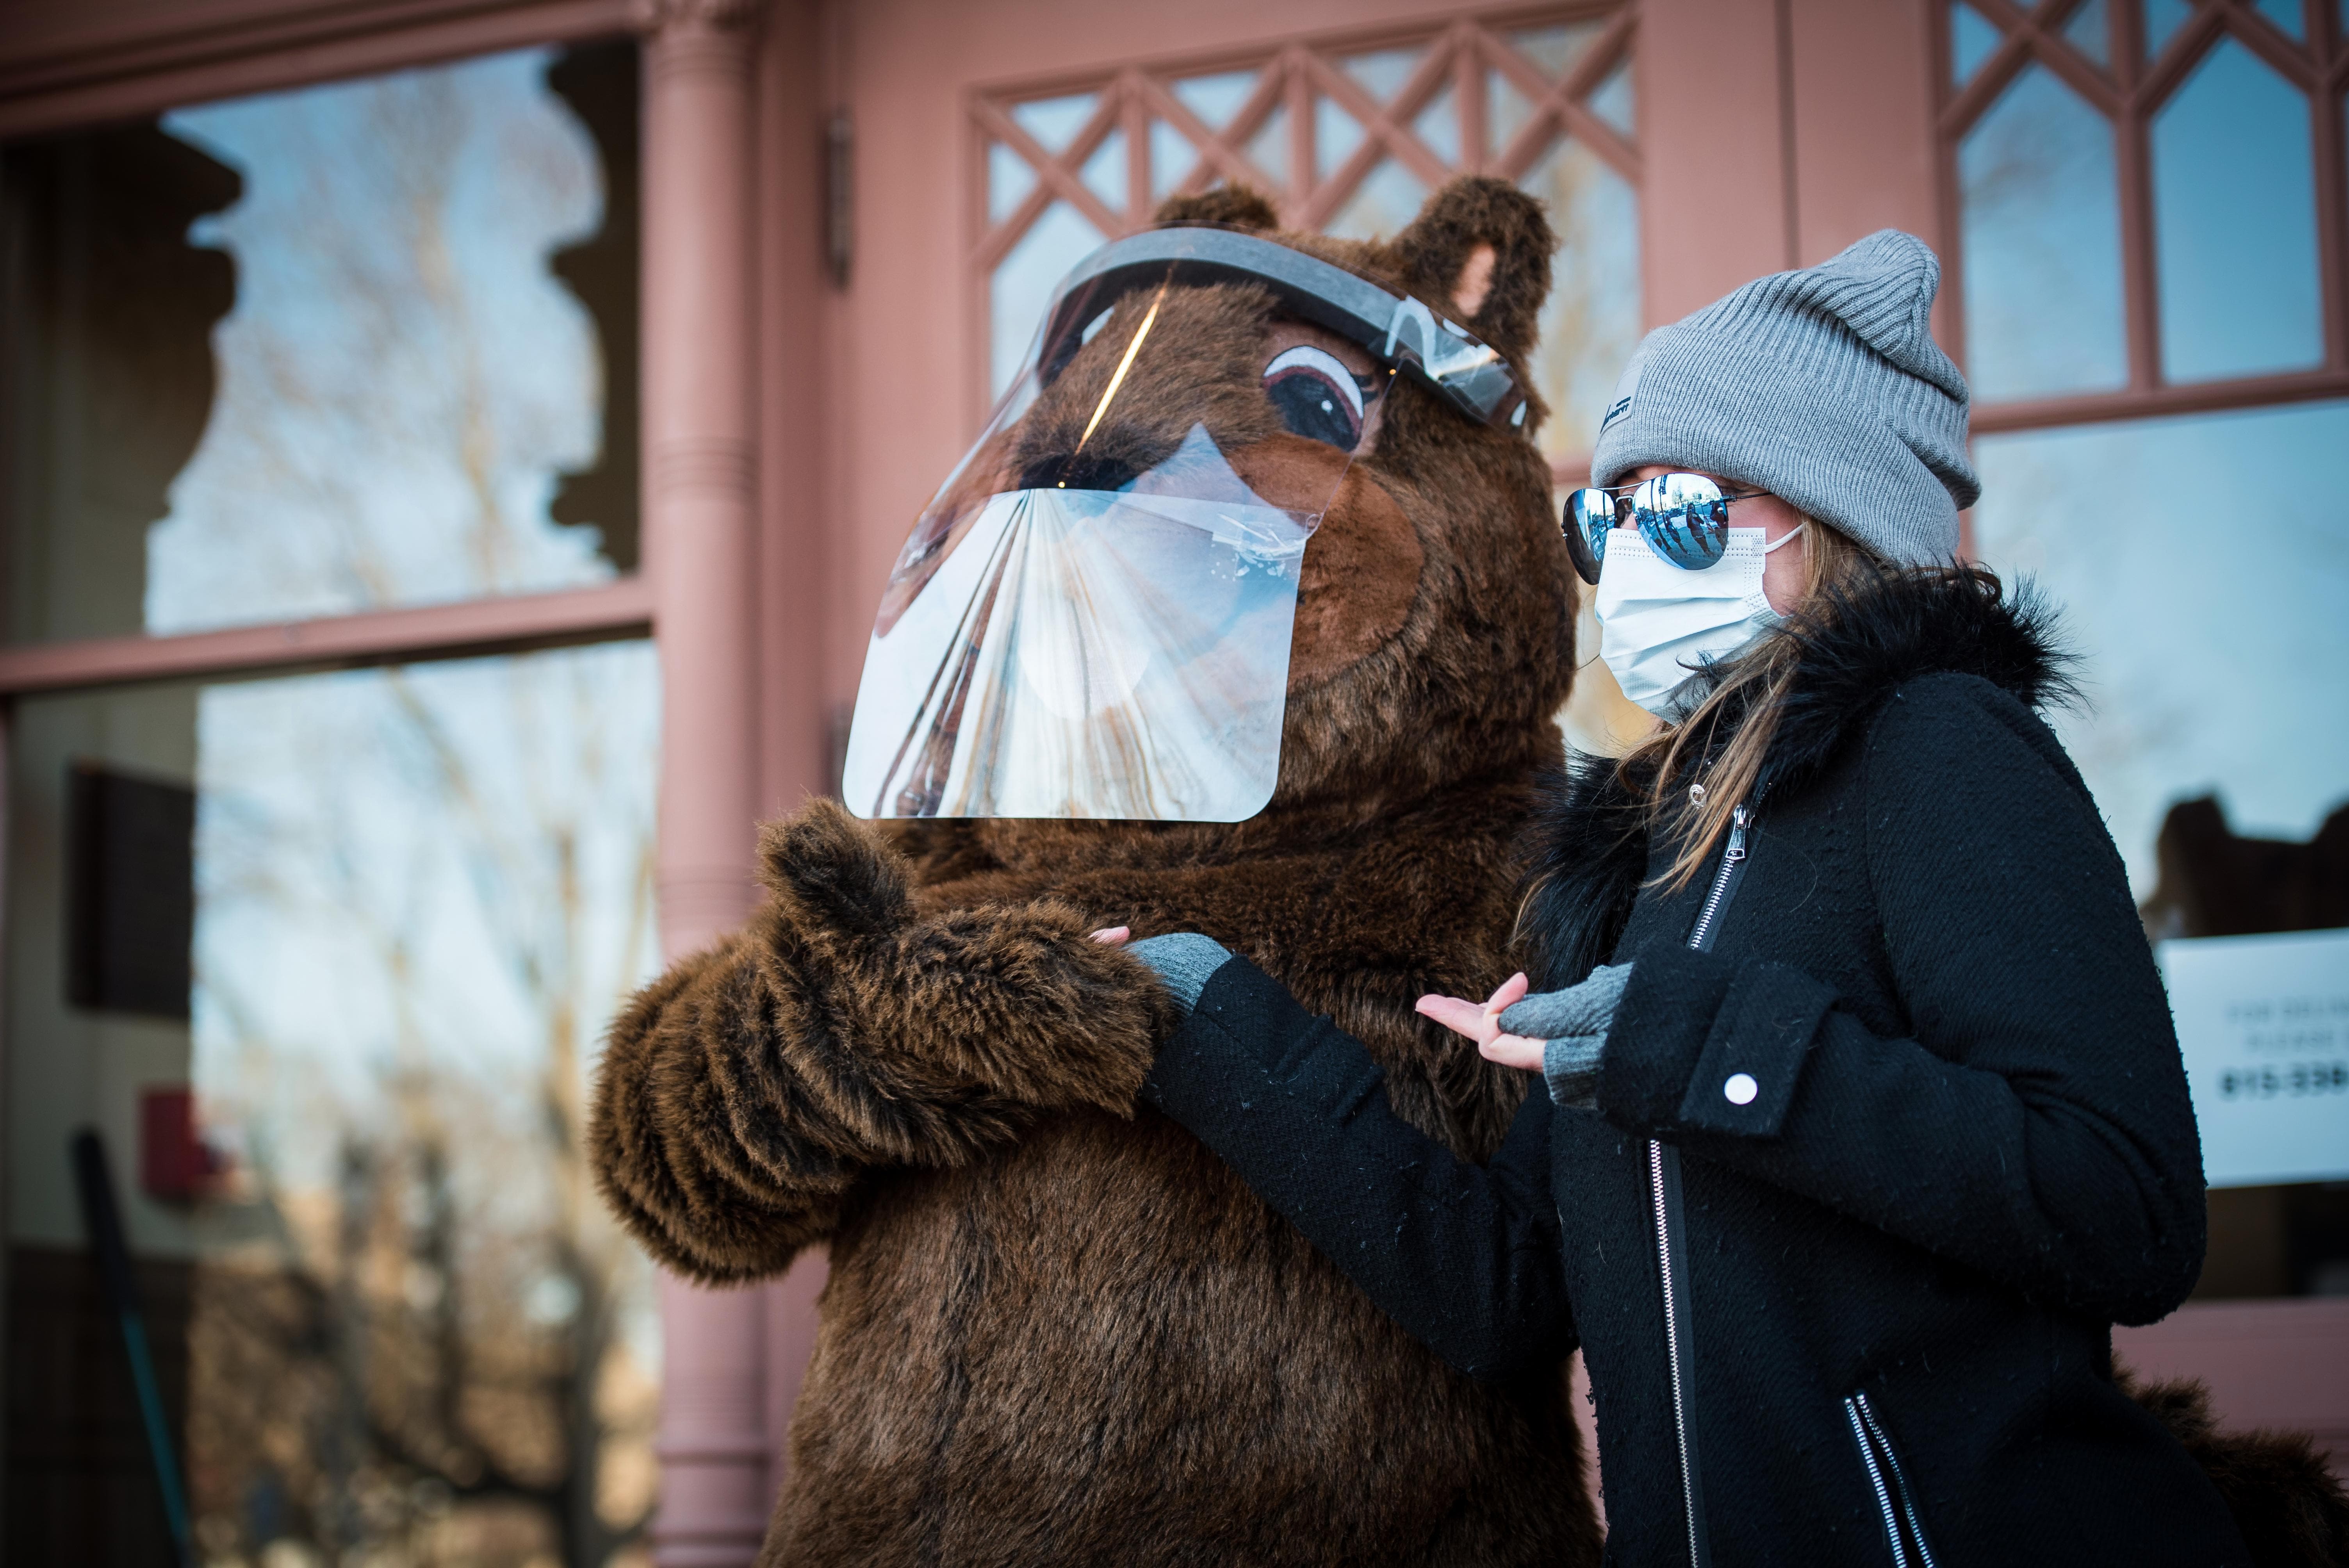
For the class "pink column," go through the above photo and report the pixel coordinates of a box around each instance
[636,1,770,1564]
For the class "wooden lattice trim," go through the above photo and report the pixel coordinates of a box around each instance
[968,2,1640,259]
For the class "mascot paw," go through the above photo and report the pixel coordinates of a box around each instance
[752,799,1169,1115]
[759,797,916,944]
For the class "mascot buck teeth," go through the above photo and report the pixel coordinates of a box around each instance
[589,177,1600,1566]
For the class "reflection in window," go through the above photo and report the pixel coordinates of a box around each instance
[1080,128,1128,210]
[1316,97,1367,182]
[1949,1,2345,408]
[1970,400,2349,896]
[1170,71,1256,131]
[0,128,241,645]
[988,141,1037,223]
[1951,2,2001,84]
[1519,138,1640,457]
[989,201,1104,399]
[1008,93,1097,156]
[1244,105,1292,187]
[2144,0,2194,57]
[1957,65,2128,401]
[190,641,663,1561]
[136,47,636,636]
[1325,160,1430,242]
[1586,61,1634,137]
[4,638,661,1563]
[2151,40,2322,383]
[2063,0,2110,68]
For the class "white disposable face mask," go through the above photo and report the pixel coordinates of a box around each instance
[1595,525,1805,718]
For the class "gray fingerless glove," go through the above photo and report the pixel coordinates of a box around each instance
[1499,962,1634,1041]
[1543,1035,1607,1110]
[1125,932,1234,1016]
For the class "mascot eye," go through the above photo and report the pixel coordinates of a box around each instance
[1264,345,1367,450]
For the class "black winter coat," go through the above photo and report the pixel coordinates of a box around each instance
[1144,570,2250,1568]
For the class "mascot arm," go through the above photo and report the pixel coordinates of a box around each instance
[589,799,1176,1283]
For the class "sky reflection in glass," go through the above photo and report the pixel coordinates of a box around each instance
[154,50,617,634]
[1952,2,2001,84]
[2152,40,2322,383]
[1520,137,1640,461]
[990,201,1105,399]
[187,638,663,1558]
[1972,400,2349,894]
[1959,65,2128,400]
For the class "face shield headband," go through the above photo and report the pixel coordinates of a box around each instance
[843,227,1515,823]
[1035,227,1526,431]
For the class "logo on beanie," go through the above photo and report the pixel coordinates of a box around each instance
[1600,349,1644,433]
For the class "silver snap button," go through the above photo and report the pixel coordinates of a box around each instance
[1723,1072,1759,1106]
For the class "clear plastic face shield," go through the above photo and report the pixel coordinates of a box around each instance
[843,226,1525,822]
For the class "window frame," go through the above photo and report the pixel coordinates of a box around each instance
[0,0,649,701]
[1932,0,2349,435]
[963,1,1643,479]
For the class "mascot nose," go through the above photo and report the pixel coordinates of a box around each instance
[1018,452,1140,493]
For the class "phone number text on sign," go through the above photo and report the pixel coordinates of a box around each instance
[2217,1061,2349,1099]
[2158,927,2349,1189]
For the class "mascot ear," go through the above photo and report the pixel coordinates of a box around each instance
[1151,184,1280,231]
[1383,176,1556,365]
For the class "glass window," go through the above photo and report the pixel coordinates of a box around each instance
[1957,65,2128,401]
[1943,1,2349,1304]
[1518,138,1640,458]
[5,639,662,1563]
[1972,401,2349,898]
[1951,1,2002,84]
[1951,1,2340,406]
[988,201,1105,399]
[1243,104,1293,189]
[1169,71,1257,132]
[2062,0,2112,68]
[2150,40,2323,383]
[1007,92,1098,156]
[1973,401,2349,1301]
[0,43,640,646]
[977,10,1644,472]
[1324,160,1430,241]
[1315,97,1367,182]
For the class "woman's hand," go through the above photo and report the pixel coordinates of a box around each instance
[1415,973,1547,1073]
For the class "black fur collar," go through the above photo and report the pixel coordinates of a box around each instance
[1519,568,2072,985]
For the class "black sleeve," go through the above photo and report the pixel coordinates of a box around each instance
[1141,956,1574,1380]
[1593,675,2208,1326]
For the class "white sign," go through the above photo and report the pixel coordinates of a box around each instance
[2158,928,2349,1189]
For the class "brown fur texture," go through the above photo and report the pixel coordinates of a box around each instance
[589,177,1593,1567]
[2118,1367,2349,1568]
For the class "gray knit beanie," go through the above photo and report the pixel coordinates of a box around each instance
[1590,230,1978,567]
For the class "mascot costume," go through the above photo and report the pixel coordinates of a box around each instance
[592,177,1595,1565]
[591,178,2347,1568]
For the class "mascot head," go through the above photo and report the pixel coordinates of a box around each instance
[845,178,1575,828]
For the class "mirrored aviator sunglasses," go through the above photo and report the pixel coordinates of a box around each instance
[1560,472,1763,586]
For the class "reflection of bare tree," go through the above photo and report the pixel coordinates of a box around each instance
[188,645,659,1568]
[155,50,611,634]
[191,1117,652,1566]
[144,48,656,1567]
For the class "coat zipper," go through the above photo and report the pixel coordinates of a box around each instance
[1649,800,1750,1567]
[1846,1391,1939,1568]
[1685,803,1750,953]
[1649,1140,1707,1568]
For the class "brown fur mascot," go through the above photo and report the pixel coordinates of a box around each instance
[590,177,1600,1566]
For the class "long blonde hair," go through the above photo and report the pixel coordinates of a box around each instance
[1622,518,1877,891]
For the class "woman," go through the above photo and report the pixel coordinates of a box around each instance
[1111,232,2250,1566]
